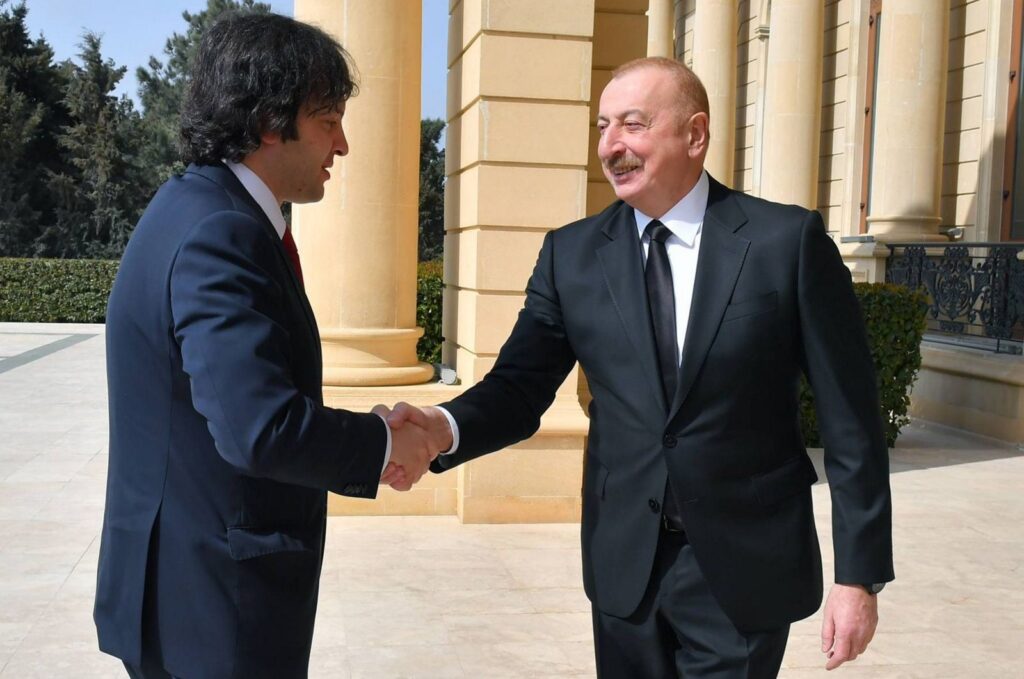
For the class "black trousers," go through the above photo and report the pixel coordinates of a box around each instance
[592,529,790,679]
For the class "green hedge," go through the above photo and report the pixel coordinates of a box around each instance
[0,258,119,322]
[799,282,928,448]
[416,259,443,364]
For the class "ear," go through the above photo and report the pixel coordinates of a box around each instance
[687,112,710,158]
[259,128,282,147]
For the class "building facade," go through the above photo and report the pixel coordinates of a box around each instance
[293,0,1024,522]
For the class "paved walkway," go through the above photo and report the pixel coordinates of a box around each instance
[0,323,1021,678]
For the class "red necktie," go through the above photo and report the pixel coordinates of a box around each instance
[282,226,304,286]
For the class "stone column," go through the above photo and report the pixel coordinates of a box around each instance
[292,0,433,386]
[760,0,824,207]
[691,0,737,185]
[866,0,951,242]
[647,0,674,58]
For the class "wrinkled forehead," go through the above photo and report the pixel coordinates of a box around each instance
[598,68,676,119]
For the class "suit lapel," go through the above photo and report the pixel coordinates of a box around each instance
[187,164,322,366]
[669,178,750,421]
[595,202,668,412]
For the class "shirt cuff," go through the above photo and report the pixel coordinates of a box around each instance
[375,413,392,476]
[431,406,460,456]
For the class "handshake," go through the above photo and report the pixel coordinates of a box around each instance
[372,402,454,491]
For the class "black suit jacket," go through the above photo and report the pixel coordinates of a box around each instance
[95,164,387,678]
[434,176,894,632]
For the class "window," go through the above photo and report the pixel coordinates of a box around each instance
[1002,0,1024,241]
[860,0,883,234]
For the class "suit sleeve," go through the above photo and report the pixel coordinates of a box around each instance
[797,211,894,585]
[170,211,386,496]
[433,230,578,471]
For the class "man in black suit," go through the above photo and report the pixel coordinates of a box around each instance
[95,13,439,679]
[387,58,893,677]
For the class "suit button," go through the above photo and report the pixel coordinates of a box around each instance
[663,434,677,448]
[649,498,661,513]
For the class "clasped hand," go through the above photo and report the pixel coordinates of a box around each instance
[372,402,454,491]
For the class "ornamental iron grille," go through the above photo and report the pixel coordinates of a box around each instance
[885,243,1024,354]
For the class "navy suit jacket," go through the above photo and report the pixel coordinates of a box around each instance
[434,176,894,632]
[95,163,387,678]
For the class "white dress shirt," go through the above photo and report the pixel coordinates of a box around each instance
[634,170,709,364]
[442,171,710,457]
[223,161,395,475]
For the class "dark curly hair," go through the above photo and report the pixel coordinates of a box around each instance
[180,12,358,165]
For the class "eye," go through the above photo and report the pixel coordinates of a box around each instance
[596,121,608,135]
[624,120,646,131]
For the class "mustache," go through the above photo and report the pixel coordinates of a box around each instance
[605,154,642,173]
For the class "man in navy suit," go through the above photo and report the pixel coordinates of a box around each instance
[385,58,893,677]
[95,13,439,679]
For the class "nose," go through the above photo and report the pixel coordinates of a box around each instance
[334,126,349,157]
[598,125,623,159]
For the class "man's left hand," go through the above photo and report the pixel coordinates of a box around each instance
[821,583,879,670]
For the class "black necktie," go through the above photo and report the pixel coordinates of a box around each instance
[644,220,678,404]
[644,219,684,529]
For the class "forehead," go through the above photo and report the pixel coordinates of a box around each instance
[598,68,673,117]
[303,99,347,116]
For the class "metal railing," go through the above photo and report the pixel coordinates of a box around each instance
[885,242,1024,354]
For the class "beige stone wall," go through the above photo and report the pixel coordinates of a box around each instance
[441,0,594,522]
[444,0,593,379]
[941,0,988,238]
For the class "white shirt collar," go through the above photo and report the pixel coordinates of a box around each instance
[633,170,710,247]
[224,160,287,239]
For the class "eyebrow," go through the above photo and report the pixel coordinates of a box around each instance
[597,108,649,122]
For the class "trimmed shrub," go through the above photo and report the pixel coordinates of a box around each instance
[800,282,928,448]
[0,258,118,322]
[416,259,443,364]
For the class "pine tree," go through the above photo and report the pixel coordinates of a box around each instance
[40,33,148,258]
[0,0,69,256]
[419,118,446,262]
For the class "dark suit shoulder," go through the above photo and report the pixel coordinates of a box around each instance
[725,186,816,229]
[731,190,813,221]
[549,200,631,243]
[133,168,268,243]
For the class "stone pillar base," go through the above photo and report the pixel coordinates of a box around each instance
[457,395,589,524]
[320,328,435,386]
[867,215,949,243]
[838,238,891,283]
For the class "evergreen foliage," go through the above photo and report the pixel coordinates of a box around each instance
[419,118,446,261]
[39,33,151,259]
[0,0,446,263]
[416,259,444,364]
[0,257,118,322]
[0,0,70,256]
[799,283,928,448]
